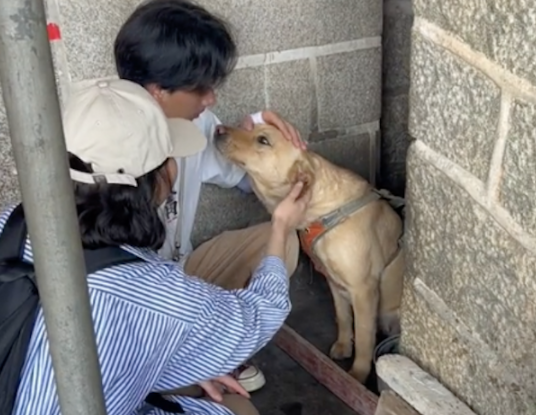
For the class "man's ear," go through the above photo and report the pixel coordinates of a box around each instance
[287,158,315,197]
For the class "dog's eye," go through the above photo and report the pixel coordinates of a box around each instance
[256,135,271,146]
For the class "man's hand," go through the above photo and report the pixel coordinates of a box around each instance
[240,110,306,150]
[198,375,250,402]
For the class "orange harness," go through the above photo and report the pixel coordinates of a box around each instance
[298,189,405,278]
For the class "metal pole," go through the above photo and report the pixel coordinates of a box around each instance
[0,1,107,414]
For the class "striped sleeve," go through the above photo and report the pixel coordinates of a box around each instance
[154,256,291,390]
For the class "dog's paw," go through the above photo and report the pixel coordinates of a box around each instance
[329,340,352,360]
[348,359,371,384]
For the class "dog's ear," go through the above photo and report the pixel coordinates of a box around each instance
[287,158,315,197]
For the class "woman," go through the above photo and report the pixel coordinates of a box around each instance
[10,79,310,415]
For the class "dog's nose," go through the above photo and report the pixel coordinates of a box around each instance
[215,125,227,137]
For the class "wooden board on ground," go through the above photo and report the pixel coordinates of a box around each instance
[374,391,420,415]
[375,355,477,415]
[274,324,378,415]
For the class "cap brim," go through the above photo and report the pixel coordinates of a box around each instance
[167,118,207,158]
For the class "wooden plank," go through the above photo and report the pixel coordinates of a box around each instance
[375,355,477,415]
[274,324,378,415]
[375,391,420,415]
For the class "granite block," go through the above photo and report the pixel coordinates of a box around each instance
[413,0,536,85]
[409,34,500,181]
[57,0,141,81]
[266,59,316,139]
[309,133,373,181]
[213,66,266,126]
[500,100,536,237]
[196,0,382,56]
[316,49,382,131]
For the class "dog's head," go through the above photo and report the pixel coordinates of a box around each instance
[214,124,314,199]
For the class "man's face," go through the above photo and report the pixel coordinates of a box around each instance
[147,85,216,120]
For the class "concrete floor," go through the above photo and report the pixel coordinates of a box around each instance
[249,255,383,415]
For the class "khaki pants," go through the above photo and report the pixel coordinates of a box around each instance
[185,222,300,288]
[176,222,299,415]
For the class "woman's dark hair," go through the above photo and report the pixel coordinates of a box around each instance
[114,0,237,92]
[69,153,166,251]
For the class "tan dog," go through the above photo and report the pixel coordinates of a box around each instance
[214,124,405,383]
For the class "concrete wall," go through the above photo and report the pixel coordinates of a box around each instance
[0,0,383,248]
[400,2,536,414]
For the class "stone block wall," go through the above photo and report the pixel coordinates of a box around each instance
[401,2,536,415]
[0,0,383,247]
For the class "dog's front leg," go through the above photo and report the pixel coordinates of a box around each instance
[327,280,353,360]
[348,280,379,384]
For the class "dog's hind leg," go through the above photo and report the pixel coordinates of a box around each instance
[378,247,405,336]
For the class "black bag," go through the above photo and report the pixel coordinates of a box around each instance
[0,204,184,414]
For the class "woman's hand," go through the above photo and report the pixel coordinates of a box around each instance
[240,110,306,150]
[272,181,311,232]
[198,375,250,402]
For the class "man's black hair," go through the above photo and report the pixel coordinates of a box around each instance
[114,0,237,92]
[69,154,166,251]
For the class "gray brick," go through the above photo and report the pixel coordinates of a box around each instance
[197,0,382,56]
[0,92,20,208]
[402,147,536,413]
[309,134,372,181]
[213,66,266,126]
[317,49,382,131]
[500,101,536,237]
[414,0,536,85]
[409,34,500,181]
[266,59,316,139]
[57,0,140,81]
[191,185,268,247]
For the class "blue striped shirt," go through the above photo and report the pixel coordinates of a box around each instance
[2,206,291,415]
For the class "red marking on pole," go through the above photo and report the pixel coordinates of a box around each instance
[47,23,61,41]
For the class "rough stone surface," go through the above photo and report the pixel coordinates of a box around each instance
[401,284,536,415]
[380,93,411,195]
[57,0,141,81]
[500,100,536,237]
[197,0,382,56]
[266,59,316,139]
[413,0,536,86]
[212,66,266,127]
[401,146,536,415]
[409,34,501,181]
[309,134,373,181]
[0,93,19,208]
[317,48,382,131]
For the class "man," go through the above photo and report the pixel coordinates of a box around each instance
[114,0,305,393]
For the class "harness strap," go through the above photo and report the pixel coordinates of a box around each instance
[309,190,382,255]
[302,188,406,277]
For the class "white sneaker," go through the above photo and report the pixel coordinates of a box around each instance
[233,364,266,393]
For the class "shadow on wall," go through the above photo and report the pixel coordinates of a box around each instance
[380,0,414,196]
